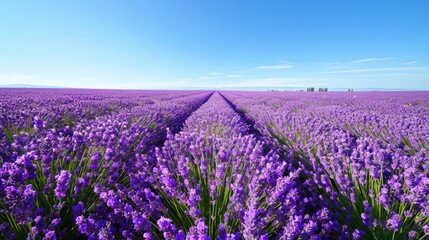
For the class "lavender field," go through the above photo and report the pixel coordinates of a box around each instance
[1,89,428,240]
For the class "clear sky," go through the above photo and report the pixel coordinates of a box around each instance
[1,1,428,90]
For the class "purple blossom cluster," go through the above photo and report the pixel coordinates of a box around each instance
[1,89,429,239]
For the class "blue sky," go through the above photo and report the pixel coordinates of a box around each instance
[1,1,428,90]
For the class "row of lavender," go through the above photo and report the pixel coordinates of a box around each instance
[150,92,310,239]
[0,89,212,239]
[220,91,429,239]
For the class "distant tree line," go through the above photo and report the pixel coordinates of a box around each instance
[306,87,354,92]
[306,87,328,92]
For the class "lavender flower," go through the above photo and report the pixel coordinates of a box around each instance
[385,212,403,231]
[157,217,177,239]
[54,170,71,199]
